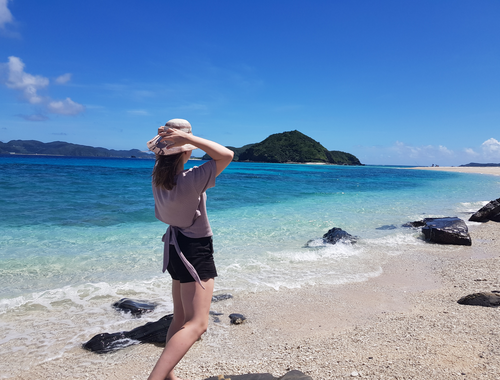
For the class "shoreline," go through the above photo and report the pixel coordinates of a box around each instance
[410,166,500,176]
[9,221,500,379]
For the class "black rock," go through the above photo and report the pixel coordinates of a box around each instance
[491,213,500,222]
[322,227,357,244]
[82,331,132,354]
[210,310,223,323]
[421,217,472,246]
[469,198,500,222]
[279,371,314,380]
[112,298,157,316]
[457,291,500,307]
[204,370,313,380]
[82,314,172,353]
[402,220,426,228]
[212,293,233,302]
[125,314,172,343]
[376,224,397,230]
[205,374,275,380]
[229,313,246,325]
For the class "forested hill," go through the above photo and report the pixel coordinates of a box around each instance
[2,132,362,165]
[203,130,362,165]
[0,140,153,158]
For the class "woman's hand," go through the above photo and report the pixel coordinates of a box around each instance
[158,126,192,148]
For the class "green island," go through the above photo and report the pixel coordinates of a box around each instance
[0,140,153,158]
[1,131,362,165]
[203,130,362,165]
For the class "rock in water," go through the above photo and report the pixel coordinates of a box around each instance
[322,227,357,244]
[402,220,426,228]
[212,293,233,302]
[376,224,397,230]
[204,370,313,380]
[82,331,132,354]
[112,298,157,316]
[457,291,500,307]
[82,314,172,353]
[421,217,472,246]
[469,198,500,222]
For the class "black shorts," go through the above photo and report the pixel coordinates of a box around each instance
[167,231,218,283]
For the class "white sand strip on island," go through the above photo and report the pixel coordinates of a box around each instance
[410,166,500,176]
[9,222,500,380]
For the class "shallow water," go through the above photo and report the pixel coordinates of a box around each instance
[1,155,499,376]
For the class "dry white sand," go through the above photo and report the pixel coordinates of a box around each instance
[410,166,500,176]
[8,166,500,380]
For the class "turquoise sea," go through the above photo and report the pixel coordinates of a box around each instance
[1,155,499,376]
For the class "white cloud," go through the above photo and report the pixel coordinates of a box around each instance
[356,138,500,166]
[391,141,446,160]
[5,56,49,104]
[355,141,459,166]
[2,56,85,119]
[480,138,500,160]
[55,73,72,84]
[0,0,13,29]
[464,148,479,157]
[481,137,500,152]
[18,113,49,122]
[47,98,85,115]
[127,109,150,116]
[438,145,453,155]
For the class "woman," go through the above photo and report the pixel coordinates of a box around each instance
[147,119,233,380]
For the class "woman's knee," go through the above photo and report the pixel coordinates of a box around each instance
[186,319,208,337]
[195,318,209,335]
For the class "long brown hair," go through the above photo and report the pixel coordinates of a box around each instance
[151,153,184,190]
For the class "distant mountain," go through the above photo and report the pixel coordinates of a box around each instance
[0,140,154,158]
[327,150,362,165]
[460,162,500,167]
[2,133,362,165]
[203,130,362,165]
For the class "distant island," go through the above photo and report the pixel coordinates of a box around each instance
[1,131,362,165]
[0,140,154,158]
[460,162,500,167]
[203,130,362,165]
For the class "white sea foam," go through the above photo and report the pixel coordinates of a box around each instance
[0,278,176,378]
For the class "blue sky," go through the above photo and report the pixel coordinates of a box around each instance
[1,0,499,166]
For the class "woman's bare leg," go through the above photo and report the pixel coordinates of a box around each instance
[161,280,185,380]
[148,278,214,380]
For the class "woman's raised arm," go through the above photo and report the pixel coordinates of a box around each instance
[159,127,234,176]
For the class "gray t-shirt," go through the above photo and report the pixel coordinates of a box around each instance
[153,159,216,237]
[152,160,217,287]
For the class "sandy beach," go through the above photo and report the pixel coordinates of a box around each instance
[7,169,500,380]
[410,166,500,176]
